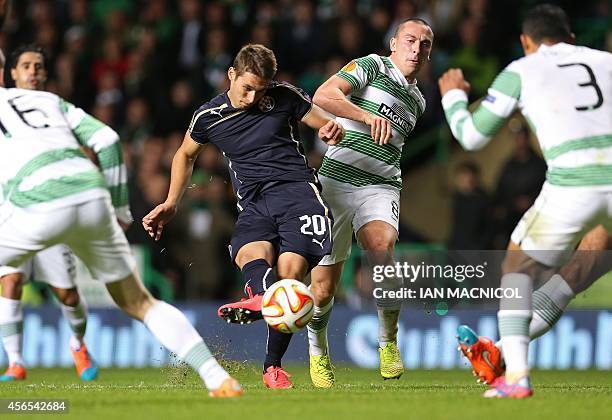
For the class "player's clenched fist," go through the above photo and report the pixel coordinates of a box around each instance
[363,114,392,145]
[438,68,471,96]
[142,202,177,241]
[318,120,345,145]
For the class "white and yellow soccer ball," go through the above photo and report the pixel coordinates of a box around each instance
[261,279,314,333]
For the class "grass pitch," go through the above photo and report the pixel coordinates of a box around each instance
[0,366,610,420]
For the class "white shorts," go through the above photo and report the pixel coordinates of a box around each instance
[0,197,136,283]
[318,176,400,265]
[0,245,77,289]
[510,182,612,266]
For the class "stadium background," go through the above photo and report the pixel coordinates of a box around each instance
[0,0,611,370]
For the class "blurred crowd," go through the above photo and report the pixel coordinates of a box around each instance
[0,0,610,301]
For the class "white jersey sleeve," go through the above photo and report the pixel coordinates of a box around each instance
[441,62,521,151]
[60,99,132,223]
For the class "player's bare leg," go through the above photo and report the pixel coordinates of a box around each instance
[558,225,611,293]
[308,262,343,387]
[529,225,610,340]
[106,271,241,397]
[0,273,26,381]
[357,220,404,380]
[49,286,98,380]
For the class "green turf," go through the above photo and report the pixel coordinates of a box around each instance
[570,271,612,308]
[0,366,610,420]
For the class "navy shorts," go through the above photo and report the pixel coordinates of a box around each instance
[230,181,333,271]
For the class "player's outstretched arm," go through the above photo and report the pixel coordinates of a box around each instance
[301,104,345,145]
[313,75,392,145]
[439,67,520,151]
[142,132,204,241]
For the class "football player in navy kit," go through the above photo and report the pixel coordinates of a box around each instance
[143,44,344,388]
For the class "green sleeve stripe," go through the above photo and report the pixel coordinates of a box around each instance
[108,184,129,207]
[490,70,521,99]
[472,106,506,137]
[337,72,361,91]
[73,115,106,146]
[453,115,468,146]
[543,134,612,160]
[443,100,468,125]
[547,164,612,186]
[59,98,73,113]
[97,143,124,170]
[355,56,378,79]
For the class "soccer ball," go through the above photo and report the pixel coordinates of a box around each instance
[261,279,314,333]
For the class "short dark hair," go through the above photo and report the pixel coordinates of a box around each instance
[522,4,571,43]
[393,18,432,38]
[232,44,277,80]
[9,44,47,70]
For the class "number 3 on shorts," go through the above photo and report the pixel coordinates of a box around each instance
[299,215,327,236]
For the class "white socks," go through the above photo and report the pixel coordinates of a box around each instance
[60,302,88,351]
[307,298,334,356]
[378,309,400,347]
[498,273,532,380]
[198,358,230,390]
[530,274,574,339]
[495,273,577,352]
[0,296,24,365]
[143,301,229,390]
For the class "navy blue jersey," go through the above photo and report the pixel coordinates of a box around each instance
[189,81,318,210]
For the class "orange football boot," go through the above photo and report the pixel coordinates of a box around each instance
[209,377,244,398]
[457,325,504,384]
[0,363,26,381]
[71,343,99,381]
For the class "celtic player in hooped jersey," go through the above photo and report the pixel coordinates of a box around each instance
[439,4,612,398]
[306,19,433,387]
[0,45,120,382]
[0,49,242,397]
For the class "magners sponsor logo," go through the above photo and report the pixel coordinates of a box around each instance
[377,103,413,132]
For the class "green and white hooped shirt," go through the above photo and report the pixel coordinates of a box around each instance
[442,43,612,187]
[0,88,131,222]
[319,54,426,190]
